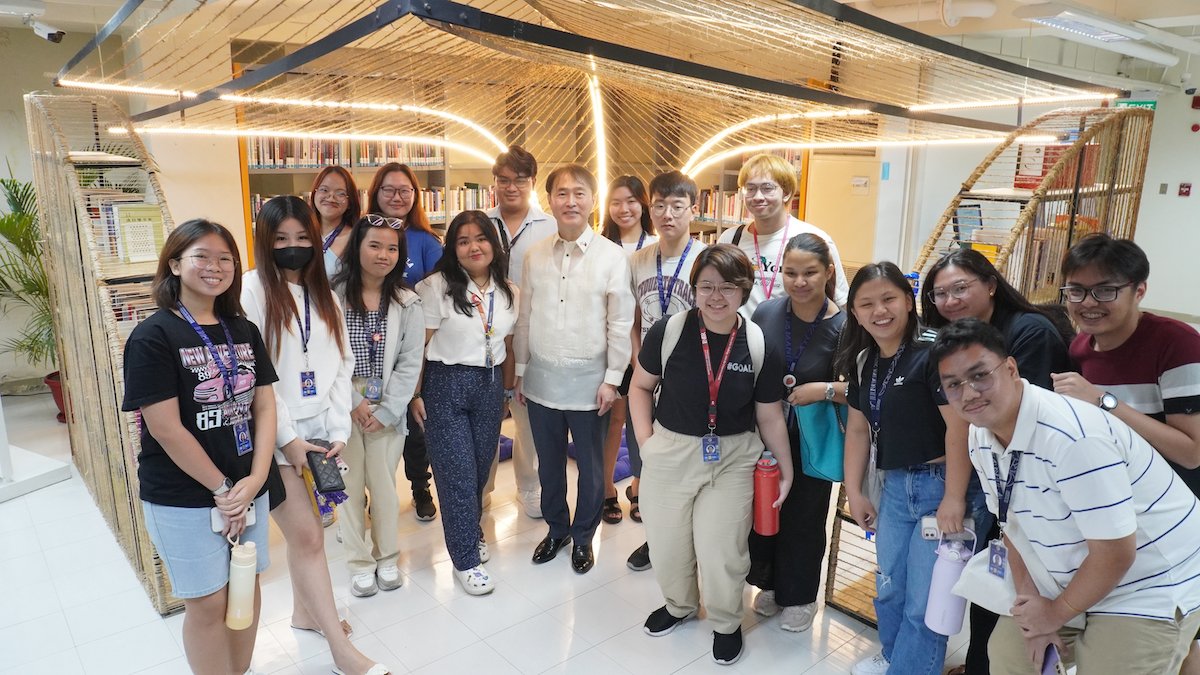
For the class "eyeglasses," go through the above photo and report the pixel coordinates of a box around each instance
[1059,282,1133,303]
[314,186,349,201]
[742,183,780,197]
[928,278,979,304]
[650,203,689,217]
[182,253,236,270]
[364,214,404,229]
[378,186,414,200]
[495,175,532,189]
[695,282,741,298]
[941,362,1006,401]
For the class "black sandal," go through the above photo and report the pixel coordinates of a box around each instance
[602,496,623,524]
[626,486,641,523]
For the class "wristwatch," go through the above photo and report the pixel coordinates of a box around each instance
[824,382,836,402]
[211,477,234,496]
[1098,392,1119,411]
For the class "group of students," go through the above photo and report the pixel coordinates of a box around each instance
[118,142,1200,675]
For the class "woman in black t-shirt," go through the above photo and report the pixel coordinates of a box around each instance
[122,219,280,674]
[837,262,986,675]
[748,233,847,633]
[628,244,793,666]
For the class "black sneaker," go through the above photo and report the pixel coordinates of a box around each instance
[643,606,691,637]
[712,627,743,665]
[627,542,651,571]
[413,488,437,521]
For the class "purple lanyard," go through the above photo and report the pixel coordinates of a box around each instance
[783,297,828,375]
[322,223,345,252]
[867,343,907,433]
[177,302,238,397]
[656,238,695,315]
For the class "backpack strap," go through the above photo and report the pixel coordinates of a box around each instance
[745,319,765,386]
[730,224,746,246]
[659,310,690,378]
[660,311,764,385]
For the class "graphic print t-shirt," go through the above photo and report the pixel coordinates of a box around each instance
[123,309,279,507]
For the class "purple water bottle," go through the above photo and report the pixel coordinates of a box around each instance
[925,533,975,636]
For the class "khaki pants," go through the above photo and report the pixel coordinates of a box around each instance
[485,398,540,497]
[989,610,1200,674]
[639,422,762,634]
[339,423,404,576]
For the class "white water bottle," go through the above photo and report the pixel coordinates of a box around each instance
[225,540,257,630]
[925,536,973,636]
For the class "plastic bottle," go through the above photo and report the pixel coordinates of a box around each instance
[925,536,974,635]
[225,540,257,630]
[753,451,781,536]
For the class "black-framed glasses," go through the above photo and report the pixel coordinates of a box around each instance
[1059,282,1133,303]
[941,362,1006,401]
[364,214,404,229]
[495,175,532,189]
[181,253,236,270]
[314,186,349,201]
[378,186,414,199]
[927,278,980,304]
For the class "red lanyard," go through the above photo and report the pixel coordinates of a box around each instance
[698,318,739,432]
[751,222,788,300]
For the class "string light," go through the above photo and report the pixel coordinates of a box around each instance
[58,79,197,99]
[909,93,1118,112]
[589,72,609,225]
[681,109,872,175]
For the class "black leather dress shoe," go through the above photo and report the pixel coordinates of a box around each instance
[570,543,594,574]
[531,535,571,564]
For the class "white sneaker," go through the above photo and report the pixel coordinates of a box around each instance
[519,490,543,519]
[351,573,377,597]
[851,651,890,675]
[478,539,490,563]
[779,602,817,632]
[455,565,495,595]
[376,563,402,591]
[752,589,780,617]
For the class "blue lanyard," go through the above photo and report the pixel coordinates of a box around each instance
[784,297,829,375]
[296,287,311,365]
[177,302,238,397]
[656,238,695,315]
[992,451,1023,531]
[321,223,345,252]
[635,230,646,251]
[470,290,495,337]
[867,344,906,433]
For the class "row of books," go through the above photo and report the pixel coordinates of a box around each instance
[697,188,748,223]
[250,185,496,225]
[246,137,446,170]
[81,189,167,264]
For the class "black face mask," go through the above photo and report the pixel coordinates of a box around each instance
[273,246,314,271]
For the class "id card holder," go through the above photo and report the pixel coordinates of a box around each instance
[988,539,1007,578]
[234,421,253,456]
[300,371,317,398]
[364,377,383,403]
[701,433,720,463]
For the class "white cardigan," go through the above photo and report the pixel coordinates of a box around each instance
[336,285,424,434]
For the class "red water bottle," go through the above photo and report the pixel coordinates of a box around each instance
[754,451,781,536]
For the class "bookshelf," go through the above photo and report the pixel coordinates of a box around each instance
[691,148,808,242]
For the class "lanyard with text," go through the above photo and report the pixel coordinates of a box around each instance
[321,223,345,252]
[698,317,738,463]
[176,302,253,456]
[751,222,789,300]
[866,344,906,437]
[635,231,646,251]
[988,451,1023,578]
[297,287,317,397]
[656,238,695,315]
[362,301,387,402]
[471,289,497,377]
[782,297,829,389]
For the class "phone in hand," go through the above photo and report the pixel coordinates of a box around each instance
[1042,644,1066,675]
[210,501,256,533]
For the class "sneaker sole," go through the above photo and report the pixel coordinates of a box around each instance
[712,650,743,666]
[626,560,652,572]
[643,613,693,637]
[351,585,378,598]
[780,620,813,632]
[415,512,436,521]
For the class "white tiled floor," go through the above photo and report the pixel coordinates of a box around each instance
[1,392,970,674]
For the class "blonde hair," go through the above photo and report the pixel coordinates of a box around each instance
[737,154,798,197]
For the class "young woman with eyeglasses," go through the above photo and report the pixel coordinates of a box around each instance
[122,219,281,675]
[366,163,443,521]
[329,215,424,600]
[920,248,1071,675]
[838,262,987,675]
[411,210,518,595]
[241,196,389,675]
[629,243,792,665]
[309,166,362,276]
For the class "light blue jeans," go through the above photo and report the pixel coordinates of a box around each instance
[874,463,988,674]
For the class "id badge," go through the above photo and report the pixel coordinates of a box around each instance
[485,346,495,369]
[701,433,720,463]
[300,371,317,398]
[988,539,1007,578]
[364,377,383,403]
[234,421,253,456]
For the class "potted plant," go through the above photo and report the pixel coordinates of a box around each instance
[0,175,64,422]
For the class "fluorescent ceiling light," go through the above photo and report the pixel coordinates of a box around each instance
[1014,3,1179,67]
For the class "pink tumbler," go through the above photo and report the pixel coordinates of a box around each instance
[753,451,781,536]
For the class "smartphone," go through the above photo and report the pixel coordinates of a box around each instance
[920,515,975,540]
[210,501,256,533]
[1042,644,1066,675]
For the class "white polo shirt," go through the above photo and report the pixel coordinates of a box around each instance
[969,381,1200,621]
[416,272,518,368]
[486,204,556,288]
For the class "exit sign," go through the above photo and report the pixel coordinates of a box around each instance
[1114,100,1157,110]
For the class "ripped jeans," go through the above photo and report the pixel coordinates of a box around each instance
[873,463,987,675]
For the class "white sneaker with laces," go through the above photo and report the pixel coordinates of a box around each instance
[478,539,490,563]
[779,602,817,632]
[519,490,543,519]
[376,563,402,591]
[851,651,890,675]
[752,589,780,617]
[351,572,377,597]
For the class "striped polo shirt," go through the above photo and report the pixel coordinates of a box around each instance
[969,381,1200,621]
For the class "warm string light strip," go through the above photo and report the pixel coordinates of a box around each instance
[107,126,497,166]
[686,135,1060,177]
[680,109,872,174]
[909,93,1119,112]
[589,71,609,225]
[57,78,197,99]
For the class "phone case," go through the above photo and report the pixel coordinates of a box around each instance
[210,502,256,532]
[306,444,346,494]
